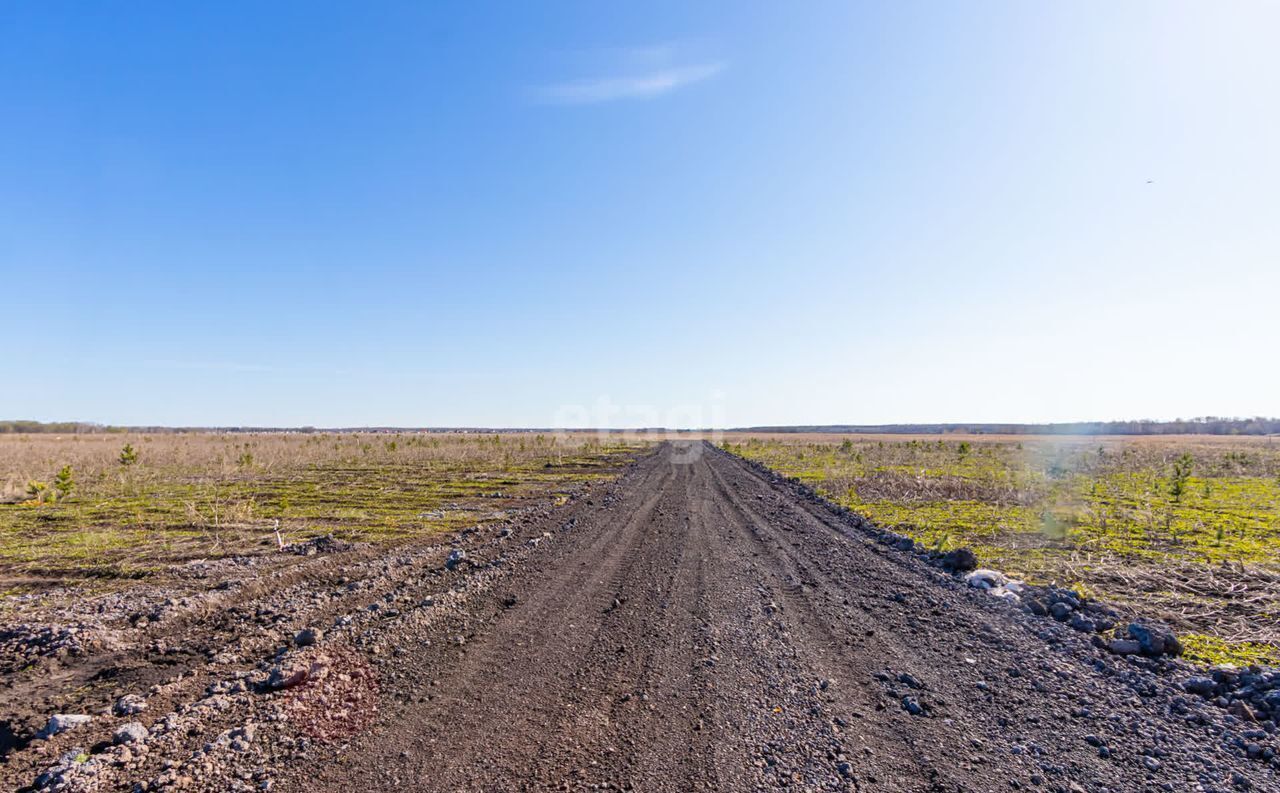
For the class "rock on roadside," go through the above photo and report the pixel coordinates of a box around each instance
[112,722,149,745]
[38,714,92,738]
[113,694,147,716]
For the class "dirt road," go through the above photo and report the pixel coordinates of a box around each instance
[8,442,1277,792]
[280,442,1275,792]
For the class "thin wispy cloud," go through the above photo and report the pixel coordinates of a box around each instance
[529,44,724,105]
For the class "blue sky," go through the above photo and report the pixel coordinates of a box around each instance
[2,2,1277,427]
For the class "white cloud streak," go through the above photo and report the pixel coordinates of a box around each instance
[530,62,725,105]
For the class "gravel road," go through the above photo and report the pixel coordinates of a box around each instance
[283,442,1278,792]
[8,442,1277,792]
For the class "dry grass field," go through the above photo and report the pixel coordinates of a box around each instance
[0,432,641,591]
[722,432,1280,666]
[3,433,1280,791]
[6,429,1278,668]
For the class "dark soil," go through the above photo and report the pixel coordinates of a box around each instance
[4,442,1277,792]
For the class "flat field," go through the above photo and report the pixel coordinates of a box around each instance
[0,432,639,591]
[2,439,1279,792]
[722,432,1280,665]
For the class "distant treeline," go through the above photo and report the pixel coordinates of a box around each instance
[734,417,1280,436]
[0,420,119,434]
[0,421,517,434]
[0,421,317,434]
[5,417,1279,436]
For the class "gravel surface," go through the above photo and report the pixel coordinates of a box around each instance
[4,442,1277,792]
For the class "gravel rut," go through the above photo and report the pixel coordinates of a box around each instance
[283,442,1278,792]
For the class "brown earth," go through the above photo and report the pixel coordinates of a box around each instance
[4,442,1277,792]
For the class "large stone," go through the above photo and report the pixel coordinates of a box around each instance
[1067,613,1096,633]
[1263,691,1280,713]
[1183,677,1218,697]
[940,548,977,573]
[113,694,147,716]
[112,722,149,745]
[1126,622,1182,657]
[1107,638,1142,655]
[964,569,1007,590]
[39,714,91,738]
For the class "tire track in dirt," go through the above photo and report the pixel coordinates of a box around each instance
[275,442,1280,792]
[363,457,679,787]
[701,458,940,789]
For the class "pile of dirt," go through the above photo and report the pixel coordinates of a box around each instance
[0,622,120,671]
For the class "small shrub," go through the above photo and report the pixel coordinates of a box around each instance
[25,480,49,502]
[119,443,139,466]
[1169,453,1193,502]
[54,465,75,498]
[237,452,254,468]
